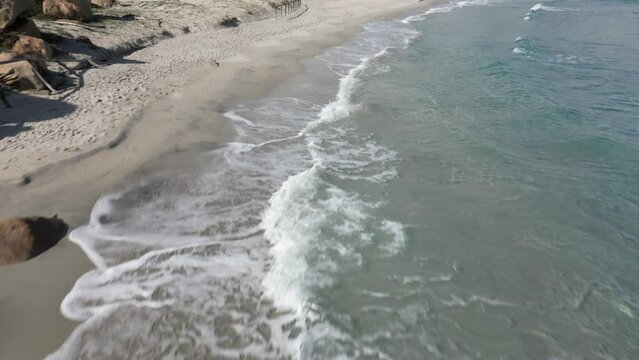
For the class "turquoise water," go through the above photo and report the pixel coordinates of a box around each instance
[50,1,639,359]
[319,1,639,358]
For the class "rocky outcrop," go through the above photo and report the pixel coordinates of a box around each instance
[0,0,36,31]
[12,34,52,59]
[90,0,113,8]
[0,59,48,91]
[42,0,93,21]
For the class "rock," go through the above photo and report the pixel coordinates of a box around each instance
[19,175,31,185]
[90,0,112,8]
[12,34,52,59]
[0,0,36,31]
[0,215,69,265]
[8,16,41,37]
[0,60,47,91]
[220,16,240,27]
[0,51,20,62]
[42,0,92,21]
[0,31,19,50]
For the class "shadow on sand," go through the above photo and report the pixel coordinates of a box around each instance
[0,92,77,140]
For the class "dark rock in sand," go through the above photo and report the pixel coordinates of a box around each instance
[0,215,69,265]
[220,16,240,27]
[19,175,31,185]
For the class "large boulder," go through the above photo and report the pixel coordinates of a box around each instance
[11,34,52,59]
[0,215,69,265]
[0,0,35,31]
[90,0,113,8]
[0,59,47,91]
[42,0,92,21]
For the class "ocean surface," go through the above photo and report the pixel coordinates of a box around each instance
[49,0,639,359]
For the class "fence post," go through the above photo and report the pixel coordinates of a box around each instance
[275,0,303,19]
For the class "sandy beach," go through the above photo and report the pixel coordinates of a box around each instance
[0,0,439,358]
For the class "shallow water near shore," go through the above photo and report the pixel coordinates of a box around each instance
[50,0,639,358]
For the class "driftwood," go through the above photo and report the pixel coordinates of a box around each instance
[0,62,57,95]
[31,66,58,95]
[273,0,303,19]
[0,66,14,107]
[0,68,17,90]
[52,20,106,29]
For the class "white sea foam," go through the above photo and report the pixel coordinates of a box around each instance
[259,18,424,359]
[512,36,534,57]
[530,3,564,12]
[380,220,407,254]
[402,0,504,24]
[51,1,503,358]
[442,294,515,307]
[513,47,528,54]
[52,130,305,358]
[261,164,375,307]
[525,3,573,20]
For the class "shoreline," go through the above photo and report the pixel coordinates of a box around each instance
[0,1,440,359]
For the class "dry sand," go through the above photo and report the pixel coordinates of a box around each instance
[0,0,439,359]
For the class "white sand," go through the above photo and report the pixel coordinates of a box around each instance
[0,0,431,182]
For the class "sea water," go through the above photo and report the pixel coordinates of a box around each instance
[49,0,639,359]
